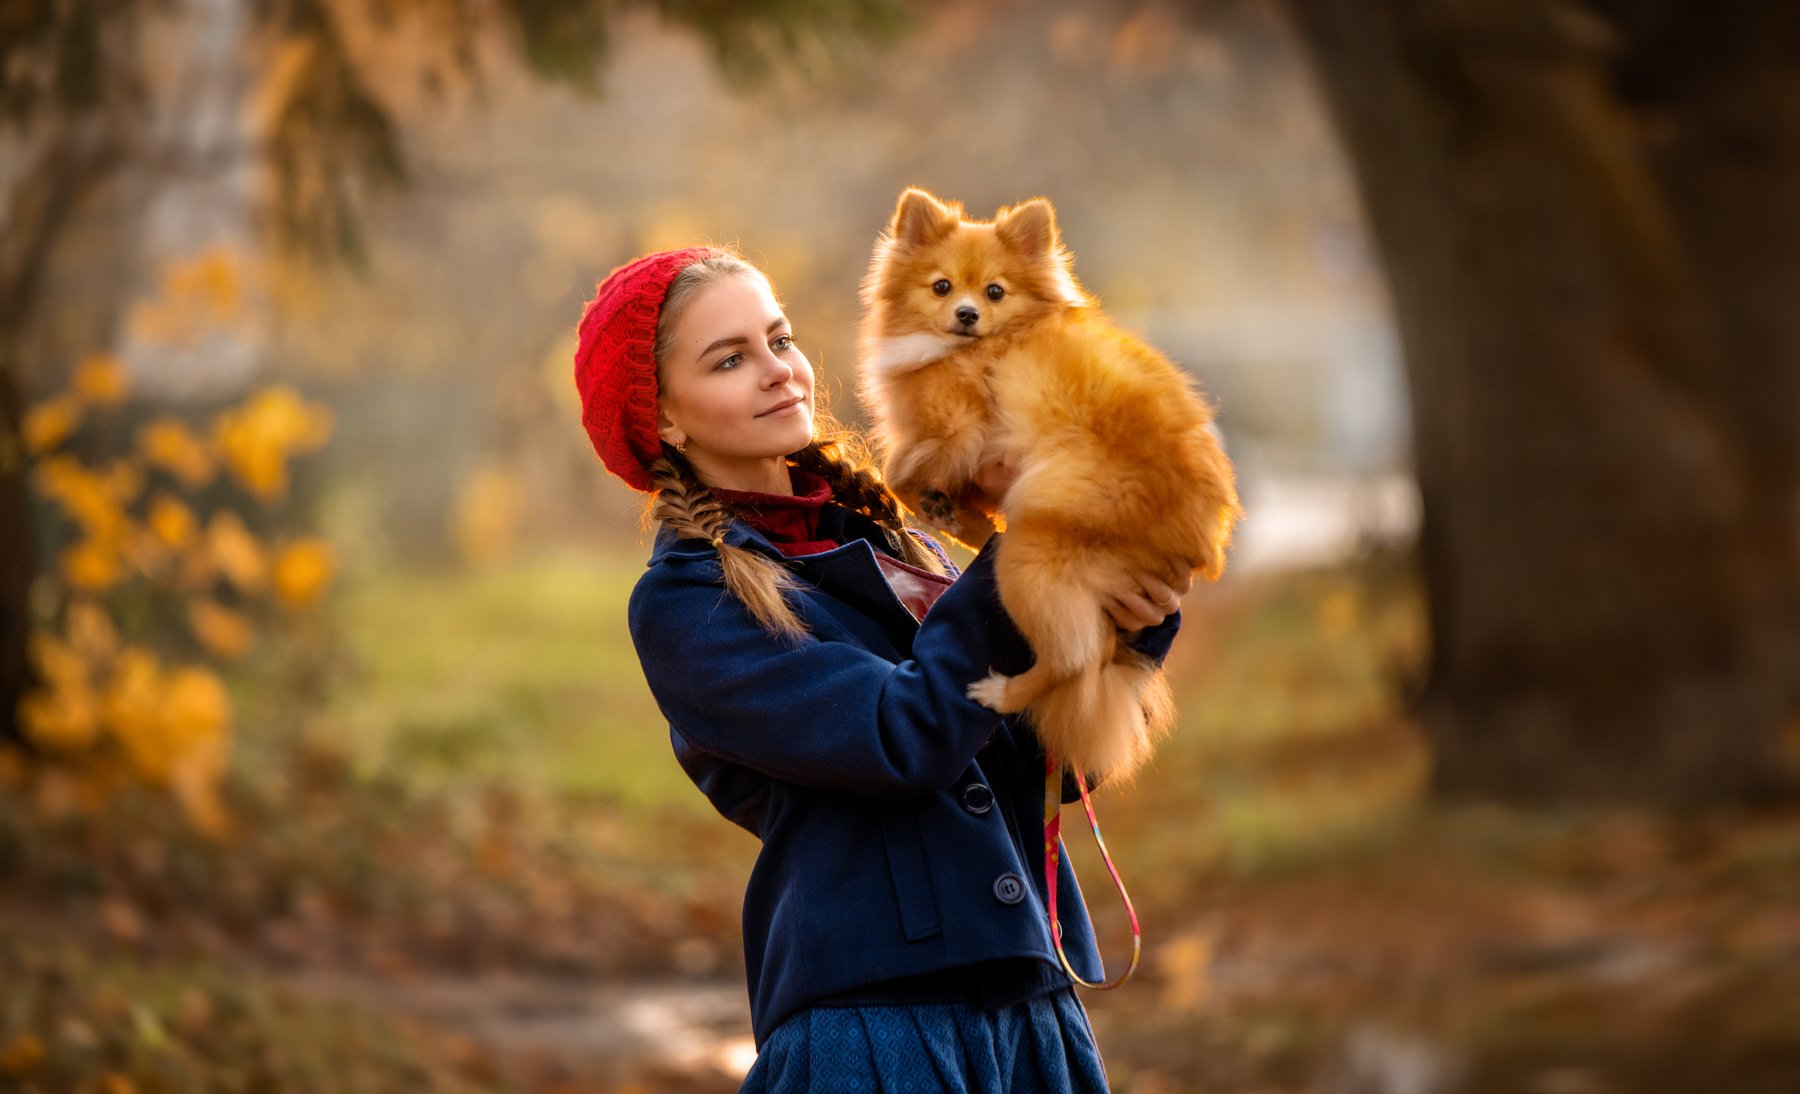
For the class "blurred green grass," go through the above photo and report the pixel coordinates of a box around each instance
[315,543,707,815]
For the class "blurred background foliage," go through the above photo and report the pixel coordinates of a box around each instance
[0,0,1796,1091]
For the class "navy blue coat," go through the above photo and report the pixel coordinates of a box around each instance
[626,502,1180,1047]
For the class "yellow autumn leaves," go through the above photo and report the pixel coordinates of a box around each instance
[139,418,216,489]
[127,245,250,345]
[27,375,335,601]
[272,537,334,606]
[22,625,232,834]
[20,355,128,454]
[19,350,337,836]
[213,387,334,500]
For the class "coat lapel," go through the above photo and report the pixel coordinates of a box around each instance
[788,538,923,653]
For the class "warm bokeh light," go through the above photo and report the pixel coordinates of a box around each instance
[137,417,218,488]
[271,538,336,608]
[212,385,333,501]
[71,353,129,406]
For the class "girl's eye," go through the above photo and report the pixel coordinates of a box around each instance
[716,353,743,371]
[986,283,1005,301]
[772,334,795,352]
[932,279,952,296]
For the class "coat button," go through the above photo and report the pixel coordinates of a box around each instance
[960,783,994,815]
[992,873,1027,906]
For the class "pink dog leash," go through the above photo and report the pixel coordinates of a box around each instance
[1044,756,1141,989]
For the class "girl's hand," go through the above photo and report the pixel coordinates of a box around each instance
[1103,565,1195,631]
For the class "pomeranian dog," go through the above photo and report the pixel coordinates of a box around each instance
[857,187,1242,782]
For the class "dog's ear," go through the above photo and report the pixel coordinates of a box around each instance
[995,198,1059,259]
[892,188,960,247]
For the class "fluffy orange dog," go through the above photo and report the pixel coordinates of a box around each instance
[857,188,1242,781]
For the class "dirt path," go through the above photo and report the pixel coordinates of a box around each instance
[285,971,755,1091]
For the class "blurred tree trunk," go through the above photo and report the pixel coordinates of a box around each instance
[1283,0,1800,804]
[0,368,30,748]
[0,124,119,746]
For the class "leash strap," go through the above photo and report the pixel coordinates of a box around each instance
[1043,756,1141,989]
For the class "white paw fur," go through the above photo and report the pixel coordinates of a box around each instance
[966,671,1011,711]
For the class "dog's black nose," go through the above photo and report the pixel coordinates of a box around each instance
[956,306,980,327]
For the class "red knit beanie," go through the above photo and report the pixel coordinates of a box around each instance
[573,246,723,493]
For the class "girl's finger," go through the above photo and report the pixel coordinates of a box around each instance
[1107,590,1164,631]
[1105,605,1147,631]
[1134,572,1177,608]
[1133,574,1183,616]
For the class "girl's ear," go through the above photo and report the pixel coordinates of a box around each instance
[891,188,961,247]
[995,198,1059,259]
[657,405,686,450]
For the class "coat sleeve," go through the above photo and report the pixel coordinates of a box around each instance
[628,535,1029,799]
[1120,609,1181,665]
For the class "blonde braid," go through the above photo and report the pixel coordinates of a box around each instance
[794,413,948,575]
[647,452,809,641]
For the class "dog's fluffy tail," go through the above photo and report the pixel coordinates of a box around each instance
[1032,652,1176,784]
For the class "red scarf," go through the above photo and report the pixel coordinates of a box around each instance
[712,467,841,557]
[713,467,954,622]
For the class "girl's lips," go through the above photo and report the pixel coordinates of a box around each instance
[759,398,805,417]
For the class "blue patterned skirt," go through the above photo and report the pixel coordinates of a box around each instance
[739,988,1110,1093]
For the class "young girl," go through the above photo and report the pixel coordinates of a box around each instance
[572,246,1189,1092]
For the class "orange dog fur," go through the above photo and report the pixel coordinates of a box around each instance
[857,187,1242,782]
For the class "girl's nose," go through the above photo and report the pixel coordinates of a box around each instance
[762,351,793,385]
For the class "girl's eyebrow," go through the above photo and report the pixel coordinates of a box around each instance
[697,318,789,361]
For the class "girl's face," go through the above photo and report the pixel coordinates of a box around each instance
[656,272,815,491]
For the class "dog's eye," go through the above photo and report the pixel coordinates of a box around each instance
[986,284,1005,302]
[932,279,952,296]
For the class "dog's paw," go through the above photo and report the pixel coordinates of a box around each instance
[918,488,957,527]
[966,671,1011,711]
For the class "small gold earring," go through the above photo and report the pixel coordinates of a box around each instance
[675,440,688,455]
